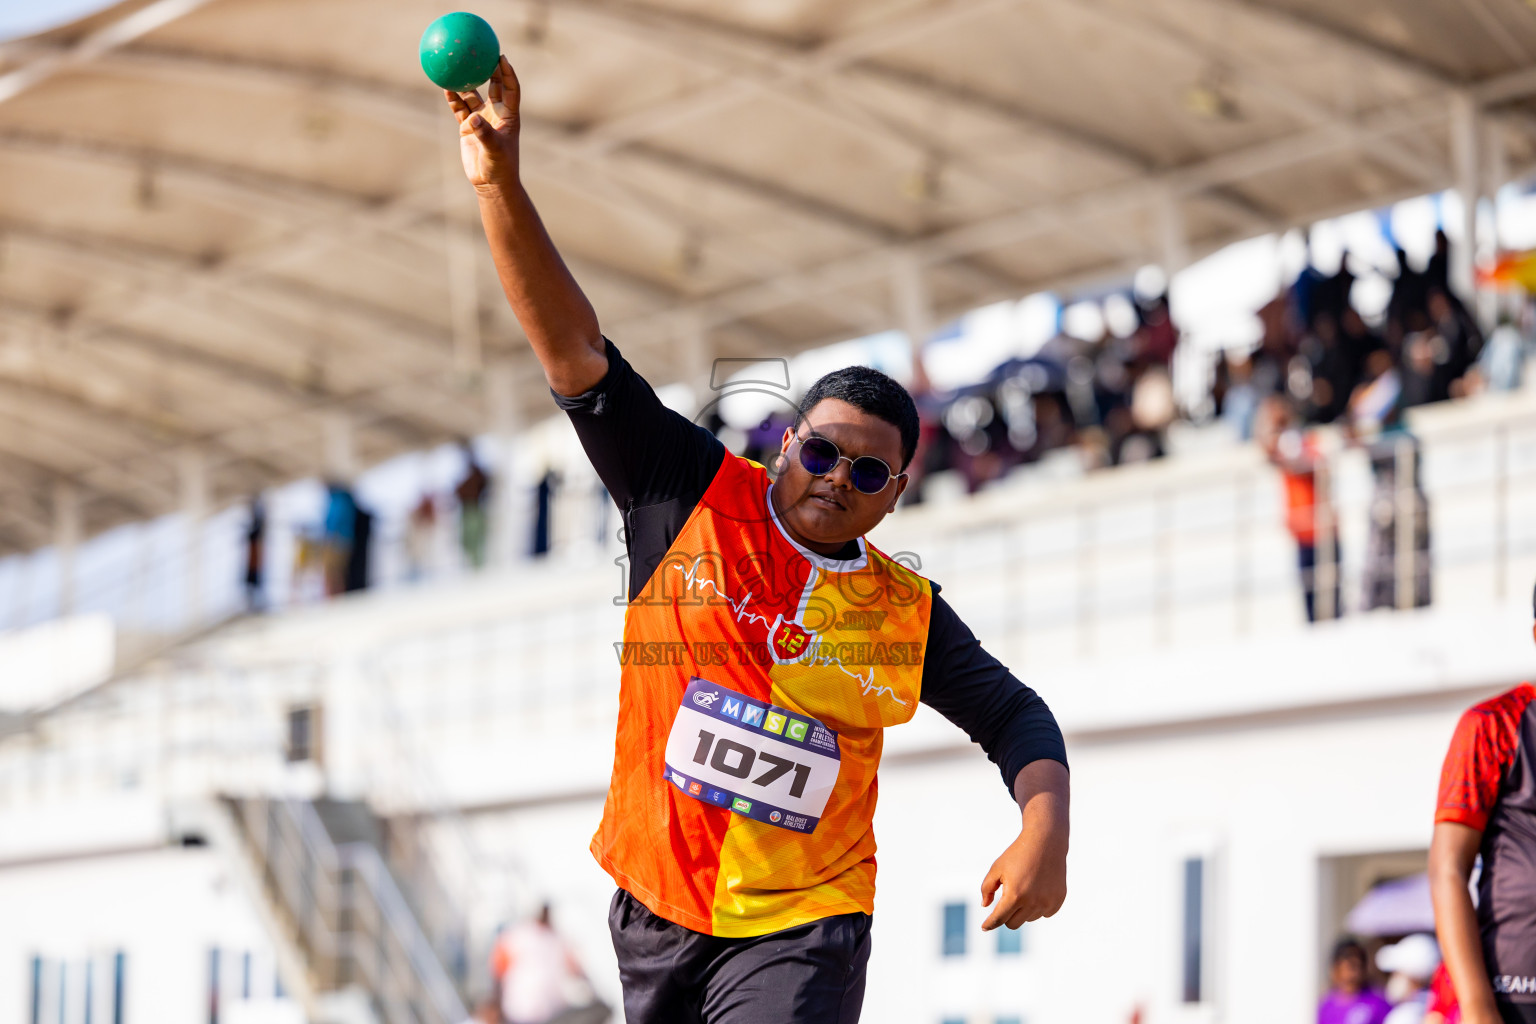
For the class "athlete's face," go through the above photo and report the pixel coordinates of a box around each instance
[771,398,909,555]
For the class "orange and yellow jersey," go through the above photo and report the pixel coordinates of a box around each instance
[591,451,932,937]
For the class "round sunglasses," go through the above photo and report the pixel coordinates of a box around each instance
[793,435,905,494]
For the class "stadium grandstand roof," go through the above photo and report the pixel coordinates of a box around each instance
[3,0,1536,554]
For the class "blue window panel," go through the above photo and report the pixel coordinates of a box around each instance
[1182,857,1204,1004]
[113,952,125,1024]
[941,902,967,957]
[208,948,221,1024]
[996,1017,1024,1024]
[30,956,42,1024]
[996,926,1024,955]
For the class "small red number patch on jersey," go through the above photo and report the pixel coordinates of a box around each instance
[773,619,813,659]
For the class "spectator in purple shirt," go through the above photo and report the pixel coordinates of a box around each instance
[1322,939,1394,1024]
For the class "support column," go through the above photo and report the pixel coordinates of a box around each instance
[1450,92,1483,311]
[53,481,79,617]
[178,449,208,628]
[321,412,355,482]
[486,363,521,567]
[677,310,710,415]
[1486,121,1511,327]
[891,251,933,347]
[1156,186,1190,279]
[890,251,933,382]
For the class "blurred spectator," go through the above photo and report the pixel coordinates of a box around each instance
[406,494,437,581]
[1124,364,1174,462]
[1342,345,1432,612]
[244,496,266,612]
[1428,290,1483,400]
[456,445,491,569]
[1425,962,1459,1024]
[1480,314,1525,393]
[1301,313,1354,424]
[322,481,357,597]
[1378,934,1442,1024]
[1427,229,1452,296]
[1319,938,1393,1024]
[1258,396,1339,622]
[344,501,373,593]
[1360,437,1431,613]
[1137,293,1179,367]
[491,905,590,1024]
[531,470,559,557]
[1217,351,1261,440]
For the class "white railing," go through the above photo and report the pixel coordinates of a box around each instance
[231,796,468,1024]
[6,393,1536,827]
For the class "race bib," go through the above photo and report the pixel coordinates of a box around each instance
[663,677,841,833]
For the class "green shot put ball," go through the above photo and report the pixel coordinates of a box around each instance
[420,12,500,92]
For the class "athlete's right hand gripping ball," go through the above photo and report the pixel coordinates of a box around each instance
[443,55,521,190]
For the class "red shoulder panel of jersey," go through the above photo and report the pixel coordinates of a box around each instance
[1436,683,1536,831]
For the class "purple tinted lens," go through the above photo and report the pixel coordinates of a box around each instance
[799,437,839,475]
[850,458,891,494]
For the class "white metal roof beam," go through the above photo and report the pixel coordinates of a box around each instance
[839,63,1277,233]
[513,0,1280,272]
[0,358,294,487]
[1197,0,1536,137]
[0,0,216,106]
[1057,0,1448,187]
[614,85,1483,335]
[521,0,1277,242]
[0,219,474,394]
[62,49,916,332]
[542,0,1028,159]
[0,264,465,473]
[1200,0,1467,87]
[0,315,325,476]
[0,392,178,509]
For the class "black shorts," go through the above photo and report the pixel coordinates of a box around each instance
[1501,1002,1536,1024]
[608,888,871,1024]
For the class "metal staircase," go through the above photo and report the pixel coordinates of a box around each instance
[225,795,469,1024]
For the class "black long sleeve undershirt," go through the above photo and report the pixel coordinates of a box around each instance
[553,339,1067,791]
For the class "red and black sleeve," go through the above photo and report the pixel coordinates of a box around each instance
[1436,688,1529,831]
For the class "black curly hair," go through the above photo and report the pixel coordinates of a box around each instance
[797,366,920,470]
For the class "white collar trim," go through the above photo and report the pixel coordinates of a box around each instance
[764,483,869,572]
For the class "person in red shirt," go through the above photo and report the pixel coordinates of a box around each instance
[1430,601,1536,1024]
[1257,396,1339,622]
[1427,961,1461,1024]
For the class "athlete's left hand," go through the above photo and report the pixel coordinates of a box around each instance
[981,759,1069,930]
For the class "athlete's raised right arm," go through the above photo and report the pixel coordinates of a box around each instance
[445,57,608,397]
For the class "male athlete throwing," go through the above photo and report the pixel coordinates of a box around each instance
[445,58,1069,1024]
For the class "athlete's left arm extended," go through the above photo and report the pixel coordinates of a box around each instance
[920,594,1069,929]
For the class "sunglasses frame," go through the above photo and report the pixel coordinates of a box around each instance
[792,433,907,495]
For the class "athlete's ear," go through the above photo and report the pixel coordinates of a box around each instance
[770,451,790,477]
[887,472,909,513]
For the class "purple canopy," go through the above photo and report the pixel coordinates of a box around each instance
[1344,873,1435,937]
